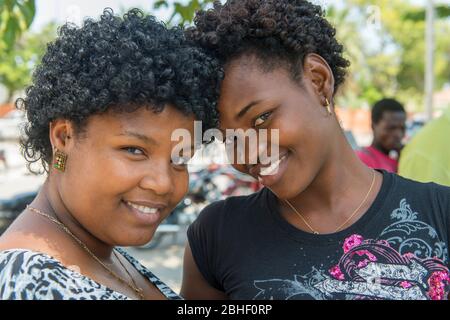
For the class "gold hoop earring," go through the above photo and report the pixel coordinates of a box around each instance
[53,149,67,172]
[325,98,332,115]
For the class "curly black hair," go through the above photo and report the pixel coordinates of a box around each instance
[186,0,350,91]
[17,8,223,173]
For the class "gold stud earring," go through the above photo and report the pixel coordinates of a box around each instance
[325,98,332,115]
[53,149,67,172]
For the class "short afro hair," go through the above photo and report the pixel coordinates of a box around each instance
[186,0,350,91]
[17,8,223,173]
[371,98,406,124]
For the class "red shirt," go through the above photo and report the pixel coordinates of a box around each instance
[356,145,398,173]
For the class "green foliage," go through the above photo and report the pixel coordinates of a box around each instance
[154,0,215,26]
[1,0,449,109]
[403,5,450,21]
[0,22,56,102]
[152,0,450,111]
[333,0,450,111]
[0,0,36,51]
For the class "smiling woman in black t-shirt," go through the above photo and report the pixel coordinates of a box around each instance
[181,0,450,300]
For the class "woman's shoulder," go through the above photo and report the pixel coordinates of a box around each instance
[391,171,450,199]
[388,172,450,222]
[187,188,270,244]
[0,248,127,300]
[0,248,73,300]
[0,248,60,276]
[195,188,268,223]
[0,248,182,300]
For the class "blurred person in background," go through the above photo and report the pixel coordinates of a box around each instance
[399,107,450,187]
[356,98,407,173]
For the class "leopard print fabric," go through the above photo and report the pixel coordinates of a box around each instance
[0,248,182,300]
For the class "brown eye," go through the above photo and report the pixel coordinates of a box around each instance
[254,112,272,127]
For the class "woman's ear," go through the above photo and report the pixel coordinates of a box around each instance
[49,119,75,152]
[303,53,335,104]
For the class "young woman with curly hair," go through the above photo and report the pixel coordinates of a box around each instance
[182,0,450,300]
[0,8,222,300]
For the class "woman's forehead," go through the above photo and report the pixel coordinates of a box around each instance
[84,106,196,135]
[220,64,293,108]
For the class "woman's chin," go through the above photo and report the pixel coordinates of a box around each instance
[270,182,306,201]
[113,229,158,247]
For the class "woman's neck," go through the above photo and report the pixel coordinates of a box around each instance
[283,133,379,227]
[30,179,114,261]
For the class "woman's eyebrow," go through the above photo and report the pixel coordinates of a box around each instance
[116,130,158,145]
[235,100,263,120]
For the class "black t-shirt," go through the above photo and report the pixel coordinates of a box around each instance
[187,170,450,300]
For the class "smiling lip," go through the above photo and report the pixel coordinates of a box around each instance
[251,152,290,187]
[249,152,289,178]
[123,200,168,209]
[122,200,167,225]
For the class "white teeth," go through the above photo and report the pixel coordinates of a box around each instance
[126,201,158,214]
[259,155,286,176]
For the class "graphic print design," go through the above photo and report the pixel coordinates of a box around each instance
[253,199,449,300]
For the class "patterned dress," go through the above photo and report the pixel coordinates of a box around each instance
[0,247,182,300]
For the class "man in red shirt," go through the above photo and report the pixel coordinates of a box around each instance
[357,98,406,173]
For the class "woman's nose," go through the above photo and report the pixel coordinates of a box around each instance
[139,162,174,196]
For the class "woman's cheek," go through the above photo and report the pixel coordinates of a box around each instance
[173,171,189,203]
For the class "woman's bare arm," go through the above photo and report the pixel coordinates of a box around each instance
[180,242,229,300]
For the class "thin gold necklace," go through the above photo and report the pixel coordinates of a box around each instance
[27,205,145,300]
[284,170,377,235]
